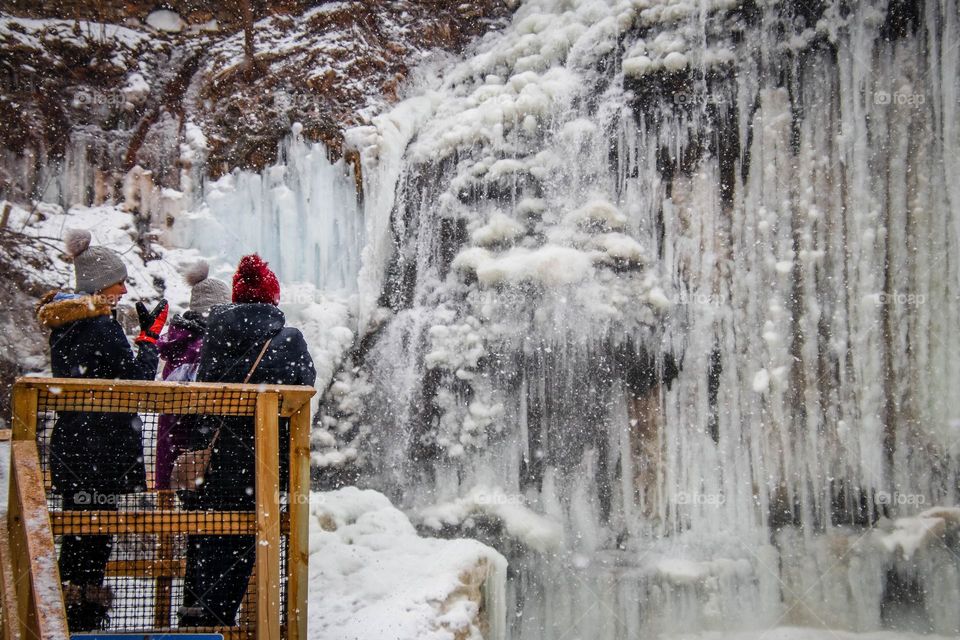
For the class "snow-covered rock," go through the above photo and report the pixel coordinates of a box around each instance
[308,488,507,640]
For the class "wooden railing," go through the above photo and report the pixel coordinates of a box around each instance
[3,439,69,640]
[1,377,315,640]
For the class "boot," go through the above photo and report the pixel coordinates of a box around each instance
[63,583,86,631]
[66,585,112,631]
[87,585,112,630]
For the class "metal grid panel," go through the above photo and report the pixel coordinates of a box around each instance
[35,387,291,638]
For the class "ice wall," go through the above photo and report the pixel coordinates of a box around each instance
[173,129,364,293]
[317,0,960,637]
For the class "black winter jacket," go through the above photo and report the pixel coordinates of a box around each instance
[191,303,316,510]
[37,292,158,495]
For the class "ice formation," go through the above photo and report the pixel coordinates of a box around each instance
[172,131,365,294]
[313,0,960,637]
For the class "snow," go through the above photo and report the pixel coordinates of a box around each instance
[879,514,949,560]
[418,486,564,553]
[121,73,150,106]
[308,488,507,640]
[471,212,526,247]
[453,245,594,287]
[145,10,184,33]
[562,199,628,231]
[0,15,154,50]
[662,51,689,71]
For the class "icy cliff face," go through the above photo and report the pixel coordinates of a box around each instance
[317,0,960,636]
[173,131,365,293]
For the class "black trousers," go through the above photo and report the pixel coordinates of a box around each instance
[182,534,256,626]
[58,491,116,587]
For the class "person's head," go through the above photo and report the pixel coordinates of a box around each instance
[184,260,231,315]
[232,254,280,305]
[64,229,128,306]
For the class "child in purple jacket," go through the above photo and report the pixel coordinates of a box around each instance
[155,261,230,490]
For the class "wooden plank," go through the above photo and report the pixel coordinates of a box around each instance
[106,559,185,578]
[50,511,257,535]
[6,470,31,640]
[49,510,291,536]
[255,392,281,640]
[8,441,69,640]
[10,387,38,441]
[287,406,311,640]
[0,506,23,640]
[15,377,314,418]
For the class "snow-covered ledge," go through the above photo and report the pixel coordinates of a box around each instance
[307,488,507,640]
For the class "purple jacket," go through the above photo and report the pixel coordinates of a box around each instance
[155,313,205,489]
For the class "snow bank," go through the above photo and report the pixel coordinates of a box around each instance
[308,488,507,640]
[145,10,184,33]
[418,486,564,553]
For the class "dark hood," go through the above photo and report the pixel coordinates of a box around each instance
[197,303,287,384]
[203,303,284,356]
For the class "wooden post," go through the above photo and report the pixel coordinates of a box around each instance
[287,406,311,640]
[10,386,38,442]
[153,491,175,628]
[255,392,281,640]
[8,441,69,640]
[0,518,22,640]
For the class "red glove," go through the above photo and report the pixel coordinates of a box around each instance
[135,300,169,345]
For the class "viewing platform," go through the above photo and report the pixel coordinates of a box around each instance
[0,377,315,640]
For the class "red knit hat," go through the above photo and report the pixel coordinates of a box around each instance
[232,254,280,305]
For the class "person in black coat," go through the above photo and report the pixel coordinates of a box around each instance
[179,254,316,628]
[36,229,168,631]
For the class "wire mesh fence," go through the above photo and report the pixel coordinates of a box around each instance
[11,380,314,640]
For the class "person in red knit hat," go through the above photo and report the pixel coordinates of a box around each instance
[179,254,315,628]
[231,254,281,305]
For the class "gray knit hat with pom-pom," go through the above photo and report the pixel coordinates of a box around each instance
[64,229,128,294]
[184,260,230,315]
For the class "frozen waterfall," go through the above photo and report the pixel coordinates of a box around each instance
[174,131,364,292]
[315,0,960,638]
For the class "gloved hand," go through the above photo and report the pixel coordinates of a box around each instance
[135,299,169,345]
